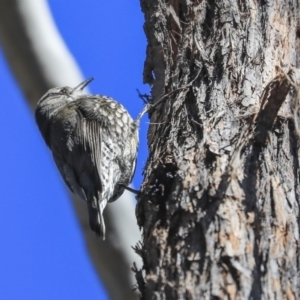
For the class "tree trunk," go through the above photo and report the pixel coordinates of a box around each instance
[136,0,300,299]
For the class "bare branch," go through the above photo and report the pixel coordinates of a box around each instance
[0,0,141,299]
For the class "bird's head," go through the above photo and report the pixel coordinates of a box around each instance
[35,78,94,141]
[37,77,94,109]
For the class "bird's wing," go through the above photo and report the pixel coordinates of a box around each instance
[49,101,106,236]
[74,97,123,193]
[78,117,103,192]
[79,116,110,238]
[49,96,129,237]
[74,98,125,238]
[48,104,87,201]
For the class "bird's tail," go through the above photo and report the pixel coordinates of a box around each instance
[87,196,106,240]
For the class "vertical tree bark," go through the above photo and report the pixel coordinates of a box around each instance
[136,0,300,299]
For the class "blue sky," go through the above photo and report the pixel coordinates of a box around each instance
[0,1,148,299]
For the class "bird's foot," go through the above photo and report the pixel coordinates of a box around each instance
[119,184,140,195]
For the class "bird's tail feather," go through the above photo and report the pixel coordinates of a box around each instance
[87,195,107,240]
[97,198,107,240]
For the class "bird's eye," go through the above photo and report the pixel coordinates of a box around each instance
[61,88,69,96]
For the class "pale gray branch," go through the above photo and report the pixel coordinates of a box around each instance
[0,0,141,299]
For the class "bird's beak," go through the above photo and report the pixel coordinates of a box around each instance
[74,77,94,91]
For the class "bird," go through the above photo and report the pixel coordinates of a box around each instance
[35,78,139,239]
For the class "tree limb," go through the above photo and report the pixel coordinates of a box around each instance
[0,0,141,299]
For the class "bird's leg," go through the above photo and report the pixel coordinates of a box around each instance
[119,184,140,195]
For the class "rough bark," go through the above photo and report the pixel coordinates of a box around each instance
[0,1,141,299]
[136,0,300,299]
